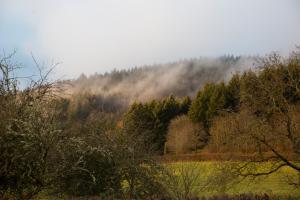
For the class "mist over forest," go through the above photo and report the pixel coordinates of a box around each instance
[64,56,256,109]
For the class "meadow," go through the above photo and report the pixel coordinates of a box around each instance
[164,161,300,199]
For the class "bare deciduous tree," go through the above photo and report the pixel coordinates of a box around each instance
[166,115,206,154]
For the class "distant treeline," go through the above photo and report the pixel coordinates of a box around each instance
[61,55,256,112]
[122,50,300,156]
[55,50,300,157]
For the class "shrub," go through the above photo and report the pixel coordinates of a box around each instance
[166,115,207,154]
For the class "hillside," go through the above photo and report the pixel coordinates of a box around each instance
[64,56,256,107]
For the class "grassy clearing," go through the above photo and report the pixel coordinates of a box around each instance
[166,161,300,198]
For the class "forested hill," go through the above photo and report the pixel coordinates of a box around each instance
[64,56,256,107]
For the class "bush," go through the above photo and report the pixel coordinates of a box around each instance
[54,135,121,197]
[166,115,207,154]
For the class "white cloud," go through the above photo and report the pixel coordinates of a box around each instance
[1,0,300,78]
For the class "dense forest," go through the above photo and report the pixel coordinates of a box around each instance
[1,49,300,200]
[63,56,256,112]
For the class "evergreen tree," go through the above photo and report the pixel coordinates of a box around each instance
[188,83,227,129]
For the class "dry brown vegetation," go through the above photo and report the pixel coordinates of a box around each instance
[165,115,206,154]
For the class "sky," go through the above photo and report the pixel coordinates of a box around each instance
[0,0,300,79]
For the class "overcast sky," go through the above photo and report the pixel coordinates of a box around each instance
[0,0,300,78]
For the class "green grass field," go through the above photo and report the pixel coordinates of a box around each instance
[166,161,300,198]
